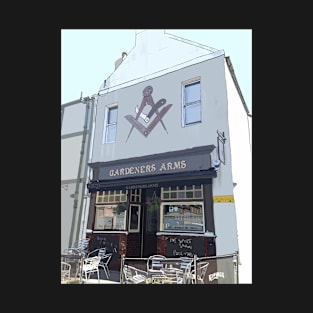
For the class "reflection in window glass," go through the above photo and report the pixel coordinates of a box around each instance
[95,204,127,230]
[161,202,204,232]
[195,190,202,198]
[170,192,177,199]
[183,81,201,126]
[178,191,185,198]
[185,103,201,125]
[186,192,193,198]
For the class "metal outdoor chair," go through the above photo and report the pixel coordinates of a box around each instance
[161,267,185,284]
[179,257,194,284]
[122,265,148,284]
[71,238,90,255]
[62,248,85,279]
[81,256,101,283]
[87,248,112,279]
[147,255,166,272]
[191,261,209,284]
[99,252,112,279]
[61,261,71,283]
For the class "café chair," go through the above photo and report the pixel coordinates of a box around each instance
[81,256,101,283]
[72,237,90,254]
[180,257,194,284]
[161,267,184,284]
[99,252,112,279]
[147,255,166,272]
[62,248,85,279]
[122,265,148,284]
[61,261,71,283]
[191,261,209,284]
[87,248,112,279]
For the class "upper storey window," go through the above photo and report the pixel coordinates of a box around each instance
[104,104,118,143]
[182,80,201,126]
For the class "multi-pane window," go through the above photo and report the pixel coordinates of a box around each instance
[160,185,204,233]
[94,204,127,231]
[183,80,201,126]
[96,190,127,203]
[161,185,203,200]
[95,189,127,231]
[105,105,118,143]
[161,202,204,232]
[129,189,141,202]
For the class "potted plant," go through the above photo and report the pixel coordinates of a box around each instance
[113,203,128,215]
[146,197,160,213]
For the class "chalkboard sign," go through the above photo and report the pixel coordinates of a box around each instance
[166,236,204,258]
[91,235,119,263]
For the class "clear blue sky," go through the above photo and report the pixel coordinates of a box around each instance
[61,29,252,113]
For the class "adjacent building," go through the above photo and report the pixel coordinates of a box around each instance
[61,97,96,252]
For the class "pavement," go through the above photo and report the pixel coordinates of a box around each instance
[62,269,121,284]
[84,270,121,284]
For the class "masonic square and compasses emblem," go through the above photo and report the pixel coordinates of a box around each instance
[125,86,173,142]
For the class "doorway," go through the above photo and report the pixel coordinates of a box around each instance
[141,187,160,257]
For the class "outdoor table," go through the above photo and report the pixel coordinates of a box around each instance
[146,267,183,284]
[61,253,85,284]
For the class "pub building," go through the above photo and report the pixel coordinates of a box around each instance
[81,30,245,272]
[86,146,218,270]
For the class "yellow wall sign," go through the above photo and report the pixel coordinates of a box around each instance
[213,195,234,203]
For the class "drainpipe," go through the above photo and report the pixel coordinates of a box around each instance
[79,94,97,240]
[68,96,93,247]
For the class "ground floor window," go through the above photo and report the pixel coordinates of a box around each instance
[160,202,204,232]
[160,185,204,233]
[94,189,141,232]
[94,204,127,230]
[96,189,127,203]
[161,185,203,200]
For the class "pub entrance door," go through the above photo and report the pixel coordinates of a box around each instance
[141,187,160,257]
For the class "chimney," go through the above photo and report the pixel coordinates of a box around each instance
[114,51,128,70]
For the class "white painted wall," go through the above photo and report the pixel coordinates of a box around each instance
[225,60,252,284]
[100,30,223,94]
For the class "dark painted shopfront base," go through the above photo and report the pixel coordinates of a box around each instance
[87,232,215,271]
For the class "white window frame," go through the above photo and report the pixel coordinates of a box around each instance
[182,78,201,127]
[160,201,205,233]
[94,204,127,231]
[96,190,127,203]
[128,204,141,233]
[103,103,118,144]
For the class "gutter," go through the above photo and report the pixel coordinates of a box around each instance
[225,56,251,116]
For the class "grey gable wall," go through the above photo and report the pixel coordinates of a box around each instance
[92,55,228,163]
